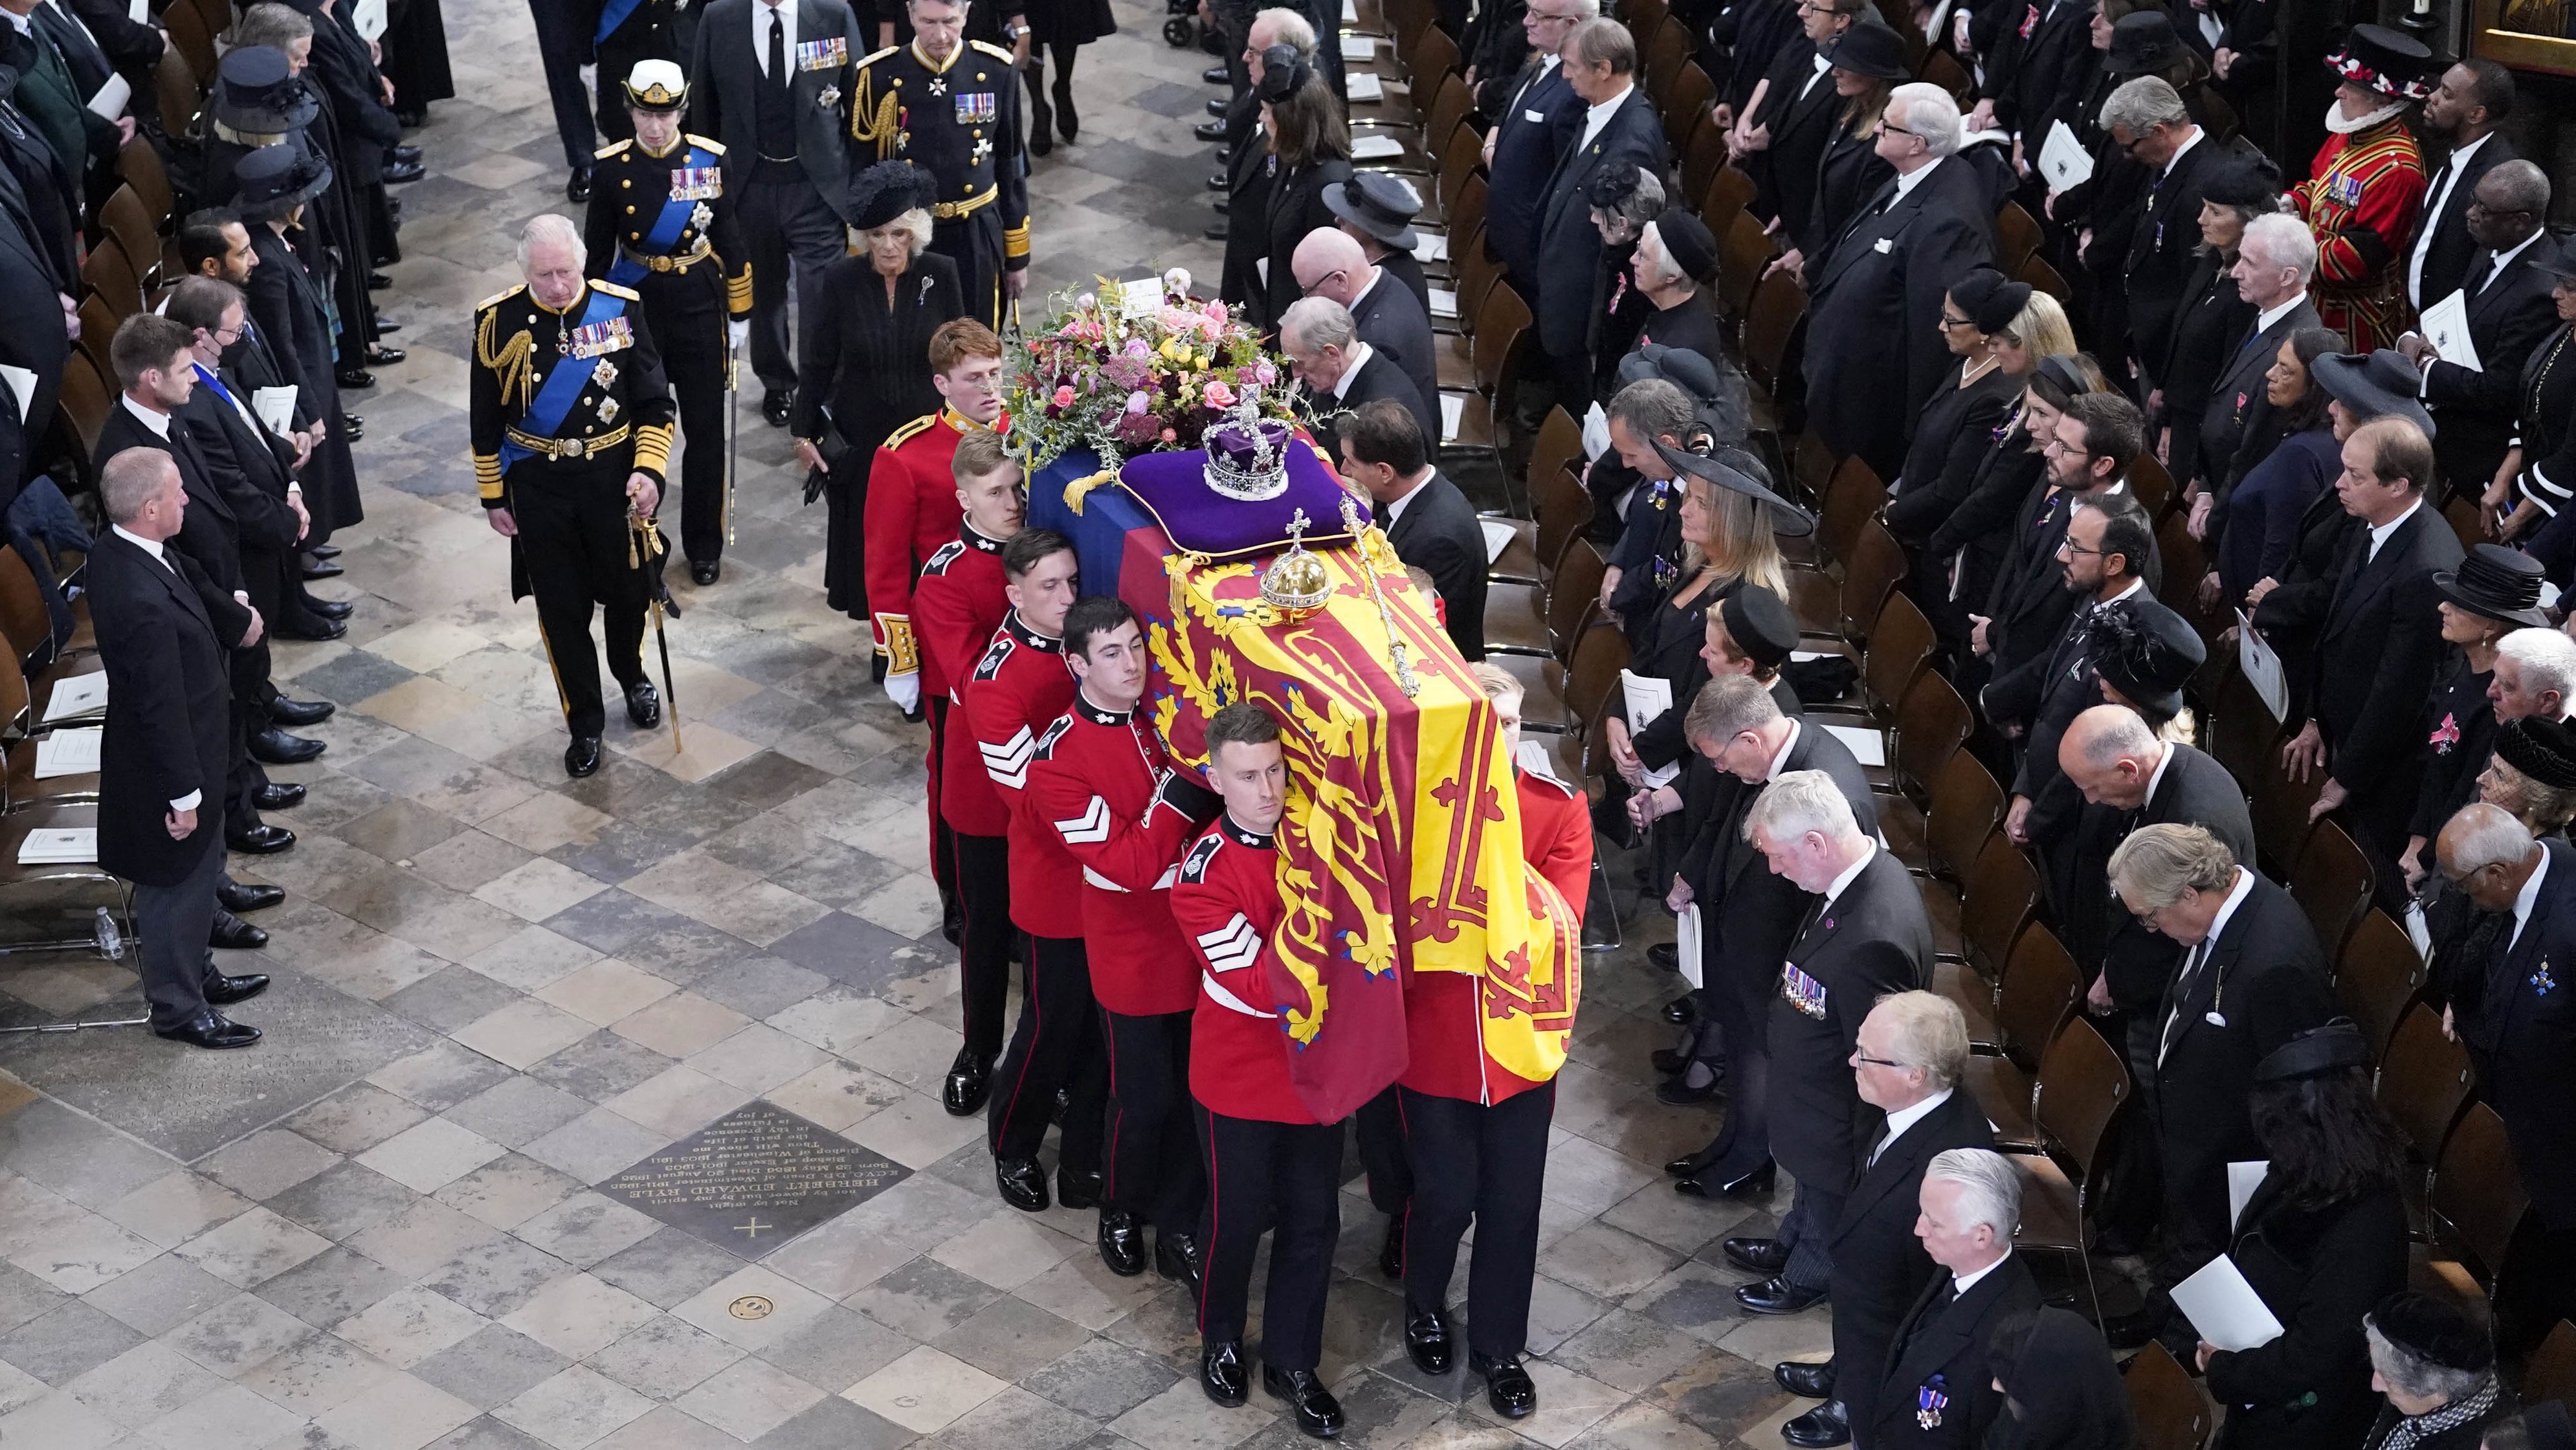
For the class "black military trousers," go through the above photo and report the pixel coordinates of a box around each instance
[527,0,599,170]
[1398,1082,1554,1359]
[989,933,1107,1174]
[1102,1009,1206,1236]
[953,829,1013,1060]
[636,275,730,565]
[1194,1107,1342,1368]
[926,697,958,919]
[932,210,1006,335]
[509,462,650,741]
[738,171,845,394]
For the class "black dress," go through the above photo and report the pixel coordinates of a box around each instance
[1888,358,2018,512]
[1793,120,1890,262]
[795,251,965,619]
[2409,653,2496,847]
[380,0,455,112]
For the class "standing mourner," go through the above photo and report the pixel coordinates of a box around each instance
[594,0,690,144]
[584,61,754,587]
[851,0,1032,332]
[2294,25,2429,351]
[471,216,676,779]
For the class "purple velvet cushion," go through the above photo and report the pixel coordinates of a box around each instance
[1114,436,1376,561]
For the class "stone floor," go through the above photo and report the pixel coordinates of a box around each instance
[0,1,1839,1444]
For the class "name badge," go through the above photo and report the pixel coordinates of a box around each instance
[1781,963,1828,1019]
[1524,108,1546,122]
[568,317,633,358]
[955,91,996,124]
[1873,237,1894,254]
[794,36,847,70]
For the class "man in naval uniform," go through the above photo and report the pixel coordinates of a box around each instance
[586,60,753,586]
[850,0,1030,331]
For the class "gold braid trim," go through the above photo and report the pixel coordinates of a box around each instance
[634,423,676,477]
[476,309,537,413]
[850,71,901,159]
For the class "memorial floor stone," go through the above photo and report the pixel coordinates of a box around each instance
[602,1102,909,1258]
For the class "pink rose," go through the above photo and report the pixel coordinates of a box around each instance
[1161,427,1179,443]
[1253,360,1278,385]
[1053,385,1076,408]
[1203,380,1236,409]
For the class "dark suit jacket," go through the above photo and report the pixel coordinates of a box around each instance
[92,403,258,647]
[2159,250,2256,480]
[175,381,304,624]
[1263,155,1354,333]
[1484,58,1581,289]
[280,0,404,180]
[245,224,340,431]
[687,0,864,217]
[2483,837,2576,1229]
[1794,118,1891,262]
[1992,591,2180,854]
[1308,350,1437,471]
[1769,847,1933,1190]
[1532,85,1666,357]
[1386,469,1487,660]
[1749,46,1843,248]
[2423,240,2560,497]
[2124,133,2225,381]
[0,151,67,449]
[1980,0,2094,134]
[1979,482,2084,693]
[1803,158,1995,479]
[1349,269,1439,444]
[1871,1255,2043,1450]
[2151,871,2335,1265]
[10,5,116,185]
[1219,114,1276,326]
[2197,295,2318,493]
[2311,503,2461,802]
[90,531,232,887]
[2067,742,2257,1009]
[2409,132,2516,316]
[1379,247,1432,318]
[1829,1091,1997,1443]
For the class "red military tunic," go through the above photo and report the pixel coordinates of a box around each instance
[961,612,1083,938]
[863,407,980,682]
[915,525,1012,838]
[1398,768,1594,1106]
[2296,118,2426,351]
[1025,695,1205,1016]
[1172,818,1318,1124]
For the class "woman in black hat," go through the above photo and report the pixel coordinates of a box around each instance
[2199,1022,2411,1450]
[1583,165,1665,401]
[1887,268,2027,544]
[2426,713,2576,1058]
[2358,1291,2516,1450]
[1257,65,1353,336]
[791,162,962,621]
[2158,157,2274,477]
[231,141,364,550]
[2210,326,2343,609]
[1984,1306,2138,1450]
[2399,546,2551,889]
[1773,23,1900,278]
[2478,716,2576,840]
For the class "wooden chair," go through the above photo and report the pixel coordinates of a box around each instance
[1964,924,2082,1149]
[1917,47,1973,102]
[1994,201,2043,275]
[1423,72,1474,159]
[1888,666,1972,801]
[76,295,118,386]
[2204,664,2280,795]
[1488,464,1590,586]
[5,662,103,811]
[2006,1015,2129,1321]
[2336,908,2426,1062]
[1485,536,1603,659]
[2417,1102,2529,1308]
[1741,268,1807,401]
[2017,252,2072,305]
[1406,26,1461,92]
[118,137,175,232]
[1660,61,1715,139]
[1716,208,1776,324]
[2377,1003,2474,1231]
[1445,280,1533,456]
[1822,520,1908,646]
[2248,750,2323,883]
[155,46,202,137]
[2521,1320,2576,1407]
[102,187,164,295]
[1812,589,1934,724]
[1498,606,1628,733]
[80,234,143,317]
[1938,831,2037,1045]
[0,542,91,668]
[163,0,217,84]
[2125,1342,2219,1450]
[55,352,114,475]
[1642,16,1690,104]
[2154,510,2215,637]
[1907,752,2004,957]
[2289,818,2374,956]
[1699,162,1755,248]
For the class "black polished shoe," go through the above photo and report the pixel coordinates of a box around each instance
[1194,120,1228,142]
[375,320,401,334]
[1263,1364,1344,1439]
[942,1046,992,1115]
[1773,1359,1835,1399]
[367,270,394,289]
[201,968,270,1002]
[209,912,268,952]
[1207,171,1228,190]
[1676,1160,1775,1201]
[252,782,307,812]
[762,389,792,428]
[1656,1075,1722,1106]
[567,166,592,202]
[269,695,336,724]
[276,618,346,641]
[336,368,376,390]
[381,157,425,183]
[368,344,407,366]
[690,559,720,586]
[1212,196,1228,215]
[1099,1209,1147,1275]
[1724,1236,1790,1276]
[1379,1213,1405,1280]
[217,881,284,913]
[1661,993,1696,1025]
[1205,96,1228,117]
[250,728,326,765]
[1471,1353,1537,1420]
[1204,221,1228,241]
[1736,1276,1829,1315]
[1403,1302,1454,1376]
[995,1156,1050,1212]
[309,544,341,560]
[1202,63,1228,82]
[389,144,423,164]
[1647,942,1678,972]
[226,823,296,854]
[1665,1152,1710,1179]
[565,736,603,777]
[1781,1401,1852,1448]
[1201,1341,1249,1407]
[625,680,661,729]
[303,557,346,579]
[1058,1166,1104,1210]
[155,1009,261,1049]
[1026,91,1053,157]
[300,597,355,621]
[1157,1229,1203,1293]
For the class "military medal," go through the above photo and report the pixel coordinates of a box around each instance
[955,91,994,123]
[927,75,948,96]
[794,36,847,68]
[1917,1378,1948,1431]
[669,166,723,200]
[591,357,619,389]
[2535,960,2558,996]
[818,84,841,109]
[1780,963,1828,1020]
[598,395,621,423]
[970,135,992,164]
[691,201,714,231]
[568,317,633,358]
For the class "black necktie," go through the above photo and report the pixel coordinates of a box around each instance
[2160,937,2209,1060]
[767,9,786,89]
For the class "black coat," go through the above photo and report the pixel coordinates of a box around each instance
[1977,481,2085,697]
[796,252,963,617]
[2064,742,2256,1010]
[1264,155,1355,333]
[1378,247,1432,318]
[0,159,67,463]
[1532,86,1666,358]
[687,0,866,218]
[1979,0,2095,135]
[92,403,256,645]
[1349,269,1441,445]
[2309,504,2462,852]
[2197,296,2318,495]
[1630,291,1726,364]
[1768,847,1932,1189]
[1924,419,2043,608]
[2125,135,2226,385]
[1794,117,1891,264]
[1384,469,1488,660]
[1830,1090,1997,1443]
[2158,249,2256,479]
[2423,240,2561,500]
[1306,350,1436,470]
[2408,132,2516,317]
[243,221,357,531]
[1889,361,2019,531]
[2486,838,2576,1230]
[1483,59,1582,289]
[2150,871,2335,1267]
[1220,111,1276,326]
[1869,1254,2045,1450]
[174,383,303,629]
[1803,159,1996,480]
[2245,480,2359,724]
[89,531,232,887]
[2204,1177,2410,1450]
[2408,656,2495,845]
[1743,41,1837,237]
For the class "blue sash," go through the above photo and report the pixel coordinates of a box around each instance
[595,0,643,44]
[605,144,713,289]
[496,287,630,474]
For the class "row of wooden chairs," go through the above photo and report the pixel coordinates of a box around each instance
[0,545,126,952]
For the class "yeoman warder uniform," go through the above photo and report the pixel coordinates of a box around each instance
[849,36,1030,331]
[471,274,677,775]
[585,61,754,582]
[2296,27,2430,351]
[915,521,1015,1113]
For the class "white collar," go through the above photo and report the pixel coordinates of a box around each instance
[110,524,168,566]
[1876,1087,1954,1155]
[753,0,797,71]
[2094,576,2147,610]
[2366,498,2424,558]
[1584,83,1633,124]
[2447,130,2495,171]
[0,11,27,35]
[2487,229,2546,282]
[1951,1249,2013,1298]
[2161,127,2203,177]
[1350,267,1384,312]
[1893,157,1942,203]
[1820,838,1876,907]
[1330,340,1376,400]
[1539,51,1560,72]
[1764,716,1803,781]
[2510,847,2550,945]
[1380,467,1436,520]
[119,394,173,440]
[2256,291,2308,335]
[2143,741,2175,806]
[2197,866,2258,952]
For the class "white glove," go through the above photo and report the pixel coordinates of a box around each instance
[728,318,749,352]
[885,670,922,715]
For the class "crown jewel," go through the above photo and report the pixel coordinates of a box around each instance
[1204,397,1292,502]
[1260,508,1332,618]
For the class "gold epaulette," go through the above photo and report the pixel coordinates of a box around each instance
[595,139,632,160]
[883,413,938,449]
[592,280,642,300]
[476,284,527,311]
[687,133,724,154]
[969,39,1015,60]
[856,43,900,65]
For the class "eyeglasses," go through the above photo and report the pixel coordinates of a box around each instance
[1853,1053,1907,1069]
[2043,438,2094,458]
[1937,312,1975,330]
[1881,121,1920,139]
[1526,8,1581,23]
[2467,201,2534,217]
[2059,539,2106,557]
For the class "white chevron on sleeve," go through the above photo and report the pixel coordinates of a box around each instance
[1153,864,1180,890]
[1055,795,1112,845]
[980,726,1035,789]
[1202,972,1278,1018]
[1195,914,1261,974]
[1082,866,1131,893]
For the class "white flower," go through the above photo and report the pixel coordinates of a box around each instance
[1162,267,1192,296]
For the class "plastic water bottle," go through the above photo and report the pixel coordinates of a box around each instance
[94,908,124,961]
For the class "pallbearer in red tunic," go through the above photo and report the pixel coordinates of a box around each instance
[960,530,1108,1216]
[1168,704,1347,1442]
[866,320,1005,951]
[914,430,1023,1117]
[1392,664,1592,1423]
[2297,27,2432,351]
[1025,598,1219,1291]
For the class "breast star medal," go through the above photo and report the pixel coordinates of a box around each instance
[927,75,948,96]
[591,357,619,389]
[597,395,621,423]
[691,201,714,231]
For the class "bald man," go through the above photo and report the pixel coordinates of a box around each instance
[1293,227,1437,435]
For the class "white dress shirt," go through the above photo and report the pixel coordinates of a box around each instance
[2366,498,2423,563]
[120,394,173,439]
[1869,1087,1954,1166]
[2254,291,2309,337]
[2408,131,2494,309]
[1949,1249,2014,1299]
[1379,466,1436,523]
[1819,839,1876,908]
[1576,84,1632,155]
[109,524,203,814]
[752,0,798,76]
[2509,847,2551,952]
[1891,155,1943,206]
[1762,717,1804,782]
[1330,340,1377,401]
